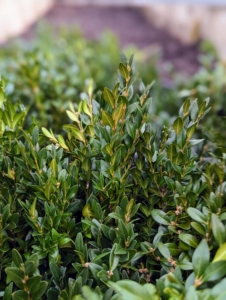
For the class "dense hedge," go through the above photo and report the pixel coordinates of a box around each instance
[0,28,225,149]
[0,48,226,299]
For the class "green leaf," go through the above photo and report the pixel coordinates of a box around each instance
[185,286,198,300]
[202,261,226,283]
[3,282,13,300]
[191,222,206,236]
[119,63,129,79]
[118,220,128,244]
[102,110,114,129]
[42,127,53,139]
[50,158,58,177]
[44,181,53,200]
[88,263,103,283]
[113,82,120,97]
[12,249,23,268]
[213,242,226,262]
[59,237,71,247]
[24,253,39,275]
[26,276,41,294]
[189,139,204,146]
[164,176,175,190]
[82,286,101,300]
[151,209,170,225]
[92,251,111,263]
[50,262,62,284]
[183,98,190,117]
[167,144,176,161]
[112,103,125,123]
[192,239,210,278]
[211,278,226,300]
[190,99,198,121]
[108,280,158,300]
[157,242,170,259]
[12,291,28,300]
[186,123,197,140]
[5,267,24,284]
[109,244,120,271]
[176,261,193,270]
[66,186,78,202]
[58,135,69,150]
[179,233,198,248]
[31,281,48,300]
[66,110,79,123]
[187,207,207,224]
[211,214,226,246]
[0,87,4,106]
[102,143,112,156]
[173,117,183,134]
[86,125,94,136]
[103,87,115,108]
[12,112,24,128]
[125,121,136,139]
[82,100,91,117]
[64,125,85,143]
[59,290,70,300]
[3,111,12,128]
[82,157,91,172]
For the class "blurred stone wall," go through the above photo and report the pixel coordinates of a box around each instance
[61,0,226,61]
[0,0,54,43]
[143,4,226,62]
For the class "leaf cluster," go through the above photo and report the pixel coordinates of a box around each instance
[0,55,226,300]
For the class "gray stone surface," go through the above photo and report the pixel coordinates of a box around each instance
[0,0,54,43]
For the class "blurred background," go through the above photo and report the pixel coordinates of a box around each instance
[1,0,226,70]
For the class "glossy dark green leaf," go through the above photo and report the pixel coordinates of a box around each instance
[202,261,226,283]
[31,281,48,300]
[50,262,62,285]
[187,207,207,224]
[12,250,23,269]
[5,267,24,284]
[164,176,175,190]
[191,222,206,236]
[211,214,226,246]
[109,244,120,272]
[0,87,4,106]
[59,290,70,300]
[12,291,28,300]
[26,276,41,294]
[157,242,170,259]
[192,239,210,278]
[179,233,198,248]
[3,282,13,300]
[151,209,170,225]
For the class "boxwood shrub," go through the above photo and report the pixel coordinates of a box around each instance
[0,27,159,132]
[0,56,226,300]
